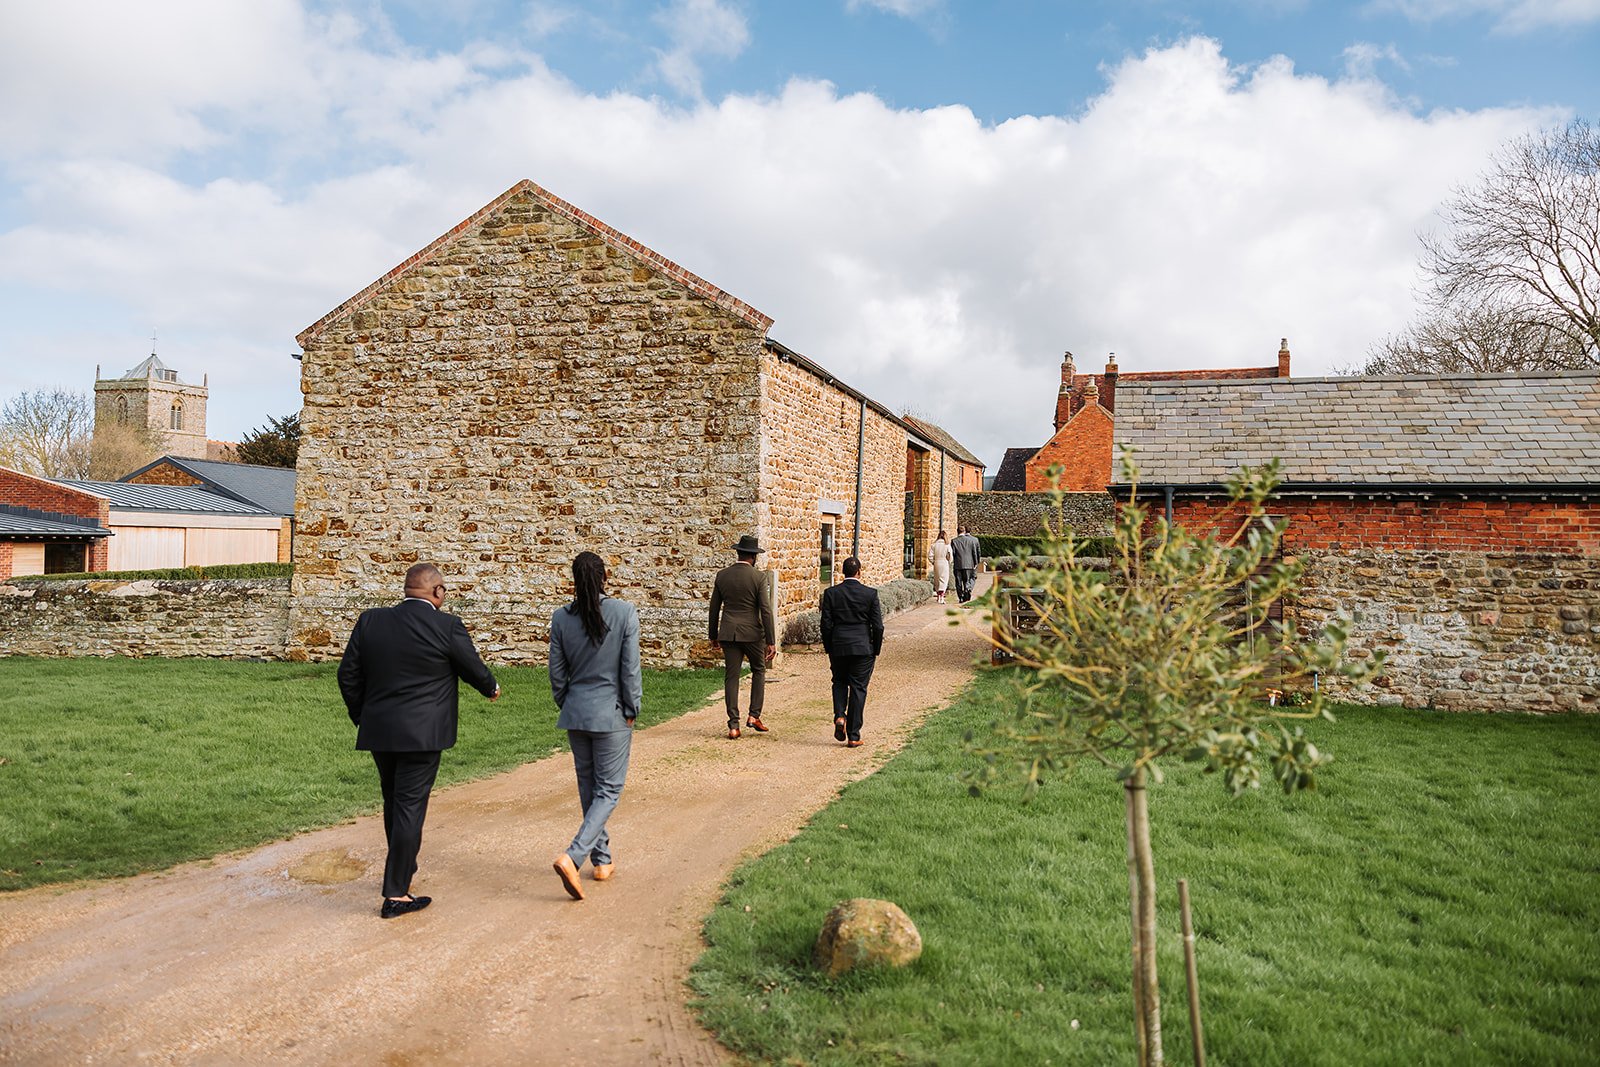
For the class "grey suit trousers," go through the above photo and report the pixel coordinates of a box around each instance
[565,728,632,868]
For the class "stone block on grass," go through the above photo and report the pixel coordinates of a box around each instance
[814,898,922,977]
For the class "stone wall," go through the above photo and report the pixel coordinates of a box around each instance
[289,184,768,667]
[1294,550,1599,712]
[958,491,1116,538]
[759,352,907,636]
[0,578,292,659]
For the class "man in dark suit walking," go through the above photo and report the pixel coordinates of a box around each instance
[338,562,500,918]
[708,534,775,740]
[820,555,884,748]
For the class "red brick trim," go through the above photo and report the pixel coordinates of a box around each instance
[296,179,774,345]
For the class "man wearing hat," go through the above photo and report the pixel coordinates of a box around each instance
[708,534,776,739]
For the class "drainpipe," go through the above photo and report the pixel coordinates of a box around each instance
[1164,485,1174,530]
[853,398,866,557]
[939,450,946,531]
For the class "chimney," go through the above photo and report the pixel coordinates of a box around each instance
[1054,351,1077,431]
[1099,357,1118,412]
[1278,337,1291,377]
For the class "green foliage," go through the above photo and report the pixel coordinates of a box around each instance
[978,534,1114,559]
[234,412,301,468]
[0,657,721,890]
[691,672,1600,1065]
[970,453,1382,797]
[26,562,294,581]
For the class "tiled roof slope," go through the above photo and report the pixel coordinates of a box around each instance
[901,415,985,467]
[1111,371,1600,485]
[298,179,773,345]
[991,447,1040,491]
[0,507,110,539]
[57,481,273,515]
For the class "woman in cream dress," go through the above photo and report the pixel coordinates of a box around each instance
[929,531,953,605]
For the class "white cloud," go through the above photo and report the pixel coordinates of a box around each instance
[846,0,946,16]
[650,0,750,99]
[1371,0,1600,31]
[0,19,1563,468]
[1342,42,1412,79]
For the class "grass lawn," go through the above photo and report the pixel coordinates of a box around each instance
[0,657,722,891]
[691,671,1600,1066]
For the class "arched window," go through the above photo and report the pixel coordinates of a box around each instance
[170,399,184,431]
[115,396,128,423]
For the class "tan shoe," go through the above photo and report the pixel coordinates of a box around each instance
[727,726,741,740]
[592,863,615,881]
[553,854,584,900]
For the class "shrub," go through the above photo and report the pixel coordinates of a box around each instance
[27,562,293,582]
[780,577,934,646]
[978,534,1116,559]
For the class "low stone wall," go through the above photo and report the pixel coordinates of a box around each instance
[1295,550,1599,712]
[0,578,293,660]
[958,491,1114,538]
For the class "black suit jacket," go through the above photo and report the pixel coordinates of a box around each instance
[337,599,499,752]
[820,579,884,658]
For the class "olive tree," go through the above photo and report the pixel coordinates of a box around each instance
[968,454,1380,1066]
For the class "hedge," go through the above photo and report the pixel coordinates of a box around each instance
[26,562,294,582]
[781,577,934,645]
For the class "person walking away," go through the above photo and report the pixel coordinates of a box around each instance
[708,534,776,739]
[338,562,500,919]
[929,530,953,605]
[951,526,982,604]
[820,555,884,748]
[548,551,641,901]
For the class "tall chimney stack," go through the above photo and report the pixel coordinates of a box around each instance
[1278,337,1291,378]
[1054,351,1077,431]
[1100,356,1118,412]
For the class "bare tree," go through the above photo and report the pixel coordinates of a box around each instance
[0,389,94,479]
[1364,301,1592,374]
[88,419,166,480]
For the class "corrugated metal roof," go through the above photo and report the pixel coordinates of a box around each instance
[125,457,296,515]
[0,512,110,538]
[56,480,273,514]
[1111,370,1600,486]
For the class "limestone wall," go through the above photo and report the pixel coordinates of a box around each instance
[1295,550,1600,712]
[958,491,1115,538]
[289,186,767,667]
[758,352,907,635]
[0,578,291,659]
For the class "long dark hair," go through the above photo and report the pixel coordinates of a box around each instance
[571,551,609,645]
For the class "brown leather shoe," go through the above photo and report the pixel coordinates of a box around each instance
[846,739,864,748]
[553,854,584,900]
[834,717,847,742]
[746,717,769,733]
[592,863,615,881]
[727,726,741,740]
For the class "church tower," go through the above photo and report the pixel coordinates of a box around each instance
[93,348,209,460]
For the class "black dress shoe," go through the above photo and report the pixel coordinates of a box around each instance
[380,895,432,919]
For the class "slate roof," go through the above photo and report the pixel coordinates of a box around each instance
[900,415,985,468]
[1111,371,1600,486]
[123,456,297,516]
[56,481,273,515]
[299,179,773,345]
[0,506,110,540]
[117,355,187,383]
[991,447,1040,491]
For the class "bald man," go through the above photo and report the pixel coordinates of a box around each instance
[338,563,500,918]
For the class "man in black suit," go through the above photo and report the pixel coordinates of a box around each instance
[338,562,500,918]
[819,555,884,748]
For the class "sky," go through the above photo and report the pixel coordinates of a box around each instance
[0,0,1596,470]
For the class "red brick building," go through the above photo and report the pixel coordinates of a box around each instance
[1022,343,1291,491]
[0,467,111,578]
[1110,369,1600,711]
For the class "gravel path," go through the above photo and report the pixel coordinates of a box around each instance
[0,587,988,1066]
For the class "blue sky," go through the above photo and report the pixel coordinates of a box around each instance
[1,0,1596,467]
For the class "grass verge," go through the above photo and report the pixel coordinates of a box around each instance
[691,670,1600,1066]
[0,656,721,891]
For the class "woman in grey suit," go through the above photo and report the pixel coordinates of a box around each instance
[549,551,642,901]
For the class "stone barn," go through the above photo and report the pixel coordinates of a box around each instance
[1112,370,1600,712]
[288,180,966,666]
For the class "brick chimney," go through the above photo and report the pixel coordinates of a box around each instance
[1099,358,1118,412]
[1054,351,1077,431]
[1278,337,1291,377]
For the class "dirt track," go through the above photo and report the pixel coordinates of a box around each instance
[0,590,987,1066]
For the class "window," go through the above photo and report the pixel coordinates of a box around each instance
[45,543,87,574]
[170,400,183,430]
[115,396,128,423]
[820,522,834,586]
